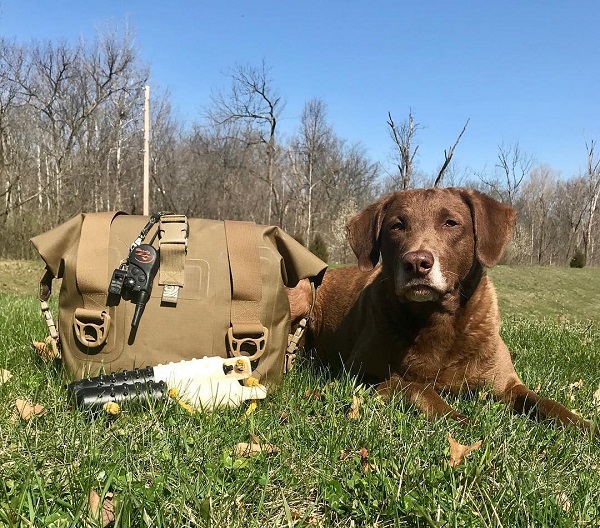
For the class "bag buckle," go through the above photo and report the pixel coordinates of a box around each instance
[73,308,111,348]
[159,214,188,247]
[227,326,268,361]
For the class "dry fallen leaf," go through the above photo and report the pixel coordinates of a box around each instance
[347,395,362,420]
[568,379,584,390]
[0,368,12,385]
[359,447,377,473]
[89,489,115,527]
[478,389,490,401]
[593,385,600,409]
[233,435,280,458]
[556,492,571,512]
[304,389,322,401]
[15,399,47,421]
[448,433,483,468]
[31,337,61,361]
[290,508,315,524]
[339,448,353,461]
[339,447,376,472]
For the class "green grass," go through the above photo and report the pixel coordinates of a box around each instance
[1,263,600,526]
[489,265,600,322]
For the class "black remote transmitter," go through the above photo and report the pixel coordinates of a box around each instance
[126,244,159,329]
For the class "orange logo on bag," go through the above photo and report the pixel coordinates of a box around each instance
[134,247,155,264]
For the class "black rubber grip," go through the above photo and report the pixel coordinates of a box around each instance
[67,366,155,394]
[71,379,167,411]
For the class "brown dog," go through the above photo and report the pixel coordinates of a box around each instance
[289,187,593,430]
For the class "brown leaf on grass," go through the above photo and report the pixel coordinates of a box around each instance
[15,399,47,421]
[347,395,362,420]
[339,448,353,461]
[304,389,322,400]
[567,379,585,402]
[290,508,316,524]
[448,433,483,468]
[0,368,12,385]
[31,337,60,361]
[478,389,490,401]
[556,492,571,512]
[593,384,600,409]
[339,447,377,472]
[358,447,377,473]
[88,489,115,527]
[233,435,280,458]
[568,379,584,390]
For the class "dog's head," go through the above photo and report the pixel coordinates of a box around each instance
[347,188,516,303]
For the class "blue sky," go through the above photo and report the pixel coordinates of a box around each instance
[1,1,599,179]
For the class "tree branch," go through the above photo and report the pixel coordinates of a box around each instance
[434,118,470,187]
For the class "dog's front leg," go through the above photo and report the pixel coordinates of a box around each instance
[498,380,595,433]
[377,375,468,423]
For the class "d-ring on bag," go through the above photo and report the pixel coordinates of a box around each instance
[30,212,326,385]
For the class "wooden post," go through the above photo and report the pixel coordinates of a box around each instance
[143,85,150,215]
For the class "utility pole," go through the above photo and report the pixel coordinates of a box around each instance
[143,85,150,215]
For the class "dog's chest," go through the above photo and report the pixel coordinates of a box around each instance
[394,317,494,387]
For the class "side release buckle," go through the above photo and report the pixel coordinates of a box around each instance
[227,326,268,361]
[73,308,111,348]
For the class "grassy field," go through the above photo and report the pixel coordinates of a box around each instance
[0,261,599,527]
[489,265,600,322]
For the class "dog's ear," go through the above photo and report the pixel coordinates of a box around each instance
[460,189,517,267]
[346,195,392,271]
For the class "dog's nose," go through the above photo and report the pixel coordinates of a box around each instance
[402,250,434,277]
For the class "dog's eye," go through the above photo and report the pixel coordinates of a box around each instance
[443,219,459,227]
[390,220,405,231]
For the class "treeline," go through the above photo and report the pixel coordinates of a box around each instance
[1,27,599,266]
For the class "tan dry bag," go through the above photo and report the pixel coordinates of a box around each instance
[30,212,326,384]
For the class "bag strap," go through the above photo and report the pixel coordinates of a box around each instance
[76,211,126,308]
[158,214,188,304]
[36,268,61,359]
[74,211,125,347]
[223,220,268,361]
[285,280,317,373]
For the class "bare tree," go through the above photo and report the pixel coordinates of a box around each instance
[522,164,559,264]
[583,139,600,264]
[387,110,420,190]
[477,142,534,206]
[554,177,588,263]
[208,60,283,224]
[288,98,335,245]
[0,28,147,218]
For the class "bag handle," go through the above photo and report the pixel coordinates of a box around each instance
[223,220,268,361]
